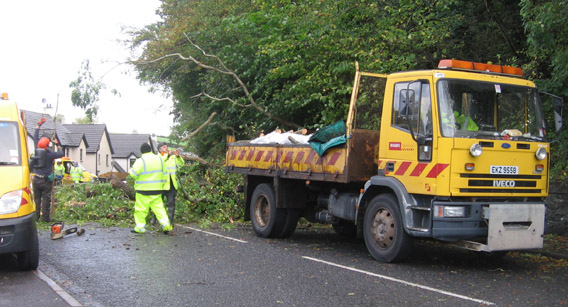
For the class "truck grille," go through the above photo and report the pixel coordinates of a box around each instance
[459,173,542,193]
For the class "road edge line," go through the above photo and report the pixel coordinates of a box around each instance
[34,269,83,307]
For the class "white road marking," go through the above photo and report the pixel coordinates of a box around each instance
[34,269,83,307]
[178,225,248,243]
[302,256,495,306]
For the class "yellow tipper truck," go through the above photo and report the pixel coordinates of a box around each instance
[226,60,565,262]
[0,92,39,270]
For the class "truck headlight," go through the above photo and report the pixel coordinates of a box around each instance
[0,190,23,214]
[434,205,466,218]
[470,143,482,157]
[535,148,547,160]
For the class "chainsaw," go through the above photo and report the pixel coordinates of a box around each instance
[50,222,85,240]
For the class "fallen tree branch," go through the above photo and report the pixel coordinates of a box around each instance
[179,154,209,165]
[181,112,217,142]
[134,34,301,130]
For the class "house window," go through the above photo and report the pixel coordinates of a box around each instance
[98,154,101,165]
[80,149,83,162]
[106,154,109,167]
[129,158,136,167]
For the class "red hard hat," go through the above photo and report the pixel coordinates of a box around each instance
[38,137,50,149]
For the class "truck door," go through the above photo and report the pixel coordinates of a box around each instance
[379,79,440,195]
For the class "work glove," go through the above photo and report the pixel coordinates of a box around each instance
[37,118,46,126]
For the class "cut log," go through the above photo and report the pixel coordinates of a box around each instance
[179,153,209,165]
[110,178,135,200]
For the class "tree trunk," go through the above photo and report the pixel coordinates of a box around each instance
[110,179,135,200]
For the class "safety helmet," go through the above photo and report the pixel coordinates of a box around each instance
[38,137,50,149]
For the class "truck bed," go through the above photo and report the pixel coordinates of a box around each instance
[226,129,380,183]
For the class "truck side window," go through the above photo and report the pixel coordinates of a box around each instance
[393,81,432,136]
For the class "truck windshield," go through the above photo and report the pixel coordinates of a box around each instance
[437,79,545,141]
[0,122,21,166]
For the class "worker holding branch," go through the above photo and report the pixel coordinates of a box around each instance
[157,142,185,224]
[33,118,64,222]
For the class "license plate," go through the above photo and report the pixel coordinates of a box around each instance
[490,165,519,175]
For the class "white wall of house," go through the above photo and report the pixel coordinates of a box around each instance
[96,130,113,175]
[65,140,88,167]
[114,153,138,173]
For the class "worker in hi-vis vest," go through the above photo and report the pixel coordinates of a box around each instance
[70,162,83,183]
[54,159,65,179]
[157,142,185,223]
[129,143,172,234]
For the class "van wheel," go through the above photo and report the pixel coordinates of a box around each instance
[363,194,411,262]
[17,232,39,271]
[250,184,285,238]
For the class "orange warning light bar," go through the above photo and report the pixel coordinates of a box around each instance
[438,59,523,76]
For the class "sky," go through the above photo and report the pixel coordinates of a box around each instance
[0,0,174,136]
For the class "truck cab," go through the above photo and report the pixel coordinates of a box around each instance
[0,92,39,270]
[356,60,563,260]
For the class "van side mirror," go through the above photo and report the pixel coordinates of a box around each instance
[552,96,564,133]
[30,148,47,170]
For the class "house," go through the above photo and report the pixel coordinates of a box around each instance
[23,110,113,176]
[63,124,114,176]
[109,133,156,173]
[23,110,88,159]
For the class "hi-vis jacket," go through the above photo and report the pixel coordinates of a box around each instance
[162,154,184,190]
[129,152,166,193]
[70,166,82,183]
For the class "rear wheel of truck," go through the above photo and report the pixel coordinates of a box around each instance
[17,232,39,271]
[363,194,411,262]
[250,184,285,238]
[273,209,299,238]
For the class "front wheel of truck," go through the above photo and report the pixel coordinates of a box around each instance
[363,194,412,262]
[17,232,39,271]
[250,184,285,238]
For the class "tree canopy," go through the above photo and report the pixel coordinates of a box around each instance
[129,0,567,182]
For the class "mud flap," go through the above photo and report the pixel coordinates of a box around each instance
[485,204,545,251]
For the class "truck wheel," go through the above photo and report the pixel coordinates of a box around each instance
[250,184,284,238]
[363,194,411,262]
[17,232,39,271]
[274,209,299,238]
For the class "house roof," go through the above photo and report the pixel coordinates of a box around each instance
[63,124,114,154]
[23,110,75,146]
[109,133,154,159]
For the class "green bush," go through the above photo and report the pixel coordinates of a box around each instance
[51,159,245,228]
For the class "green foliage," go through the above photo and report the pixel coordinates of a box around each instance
[520,0,568,184]
[52,160,245,227]
[54,183,132,227]
[68,60,104,123]
[130,0,567,183]
[175,158,245,224]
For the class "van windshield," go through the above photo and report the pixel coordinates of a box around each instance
[0,122,21,166]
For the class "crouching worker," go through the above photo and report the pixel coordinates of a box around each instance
[129,143,172,234]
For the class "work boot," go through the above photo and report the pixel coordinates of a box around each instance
[162,224,172,234]
[131,226,146,234]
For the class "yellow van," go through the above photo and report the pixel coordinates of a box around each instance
[0,93,39,270]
